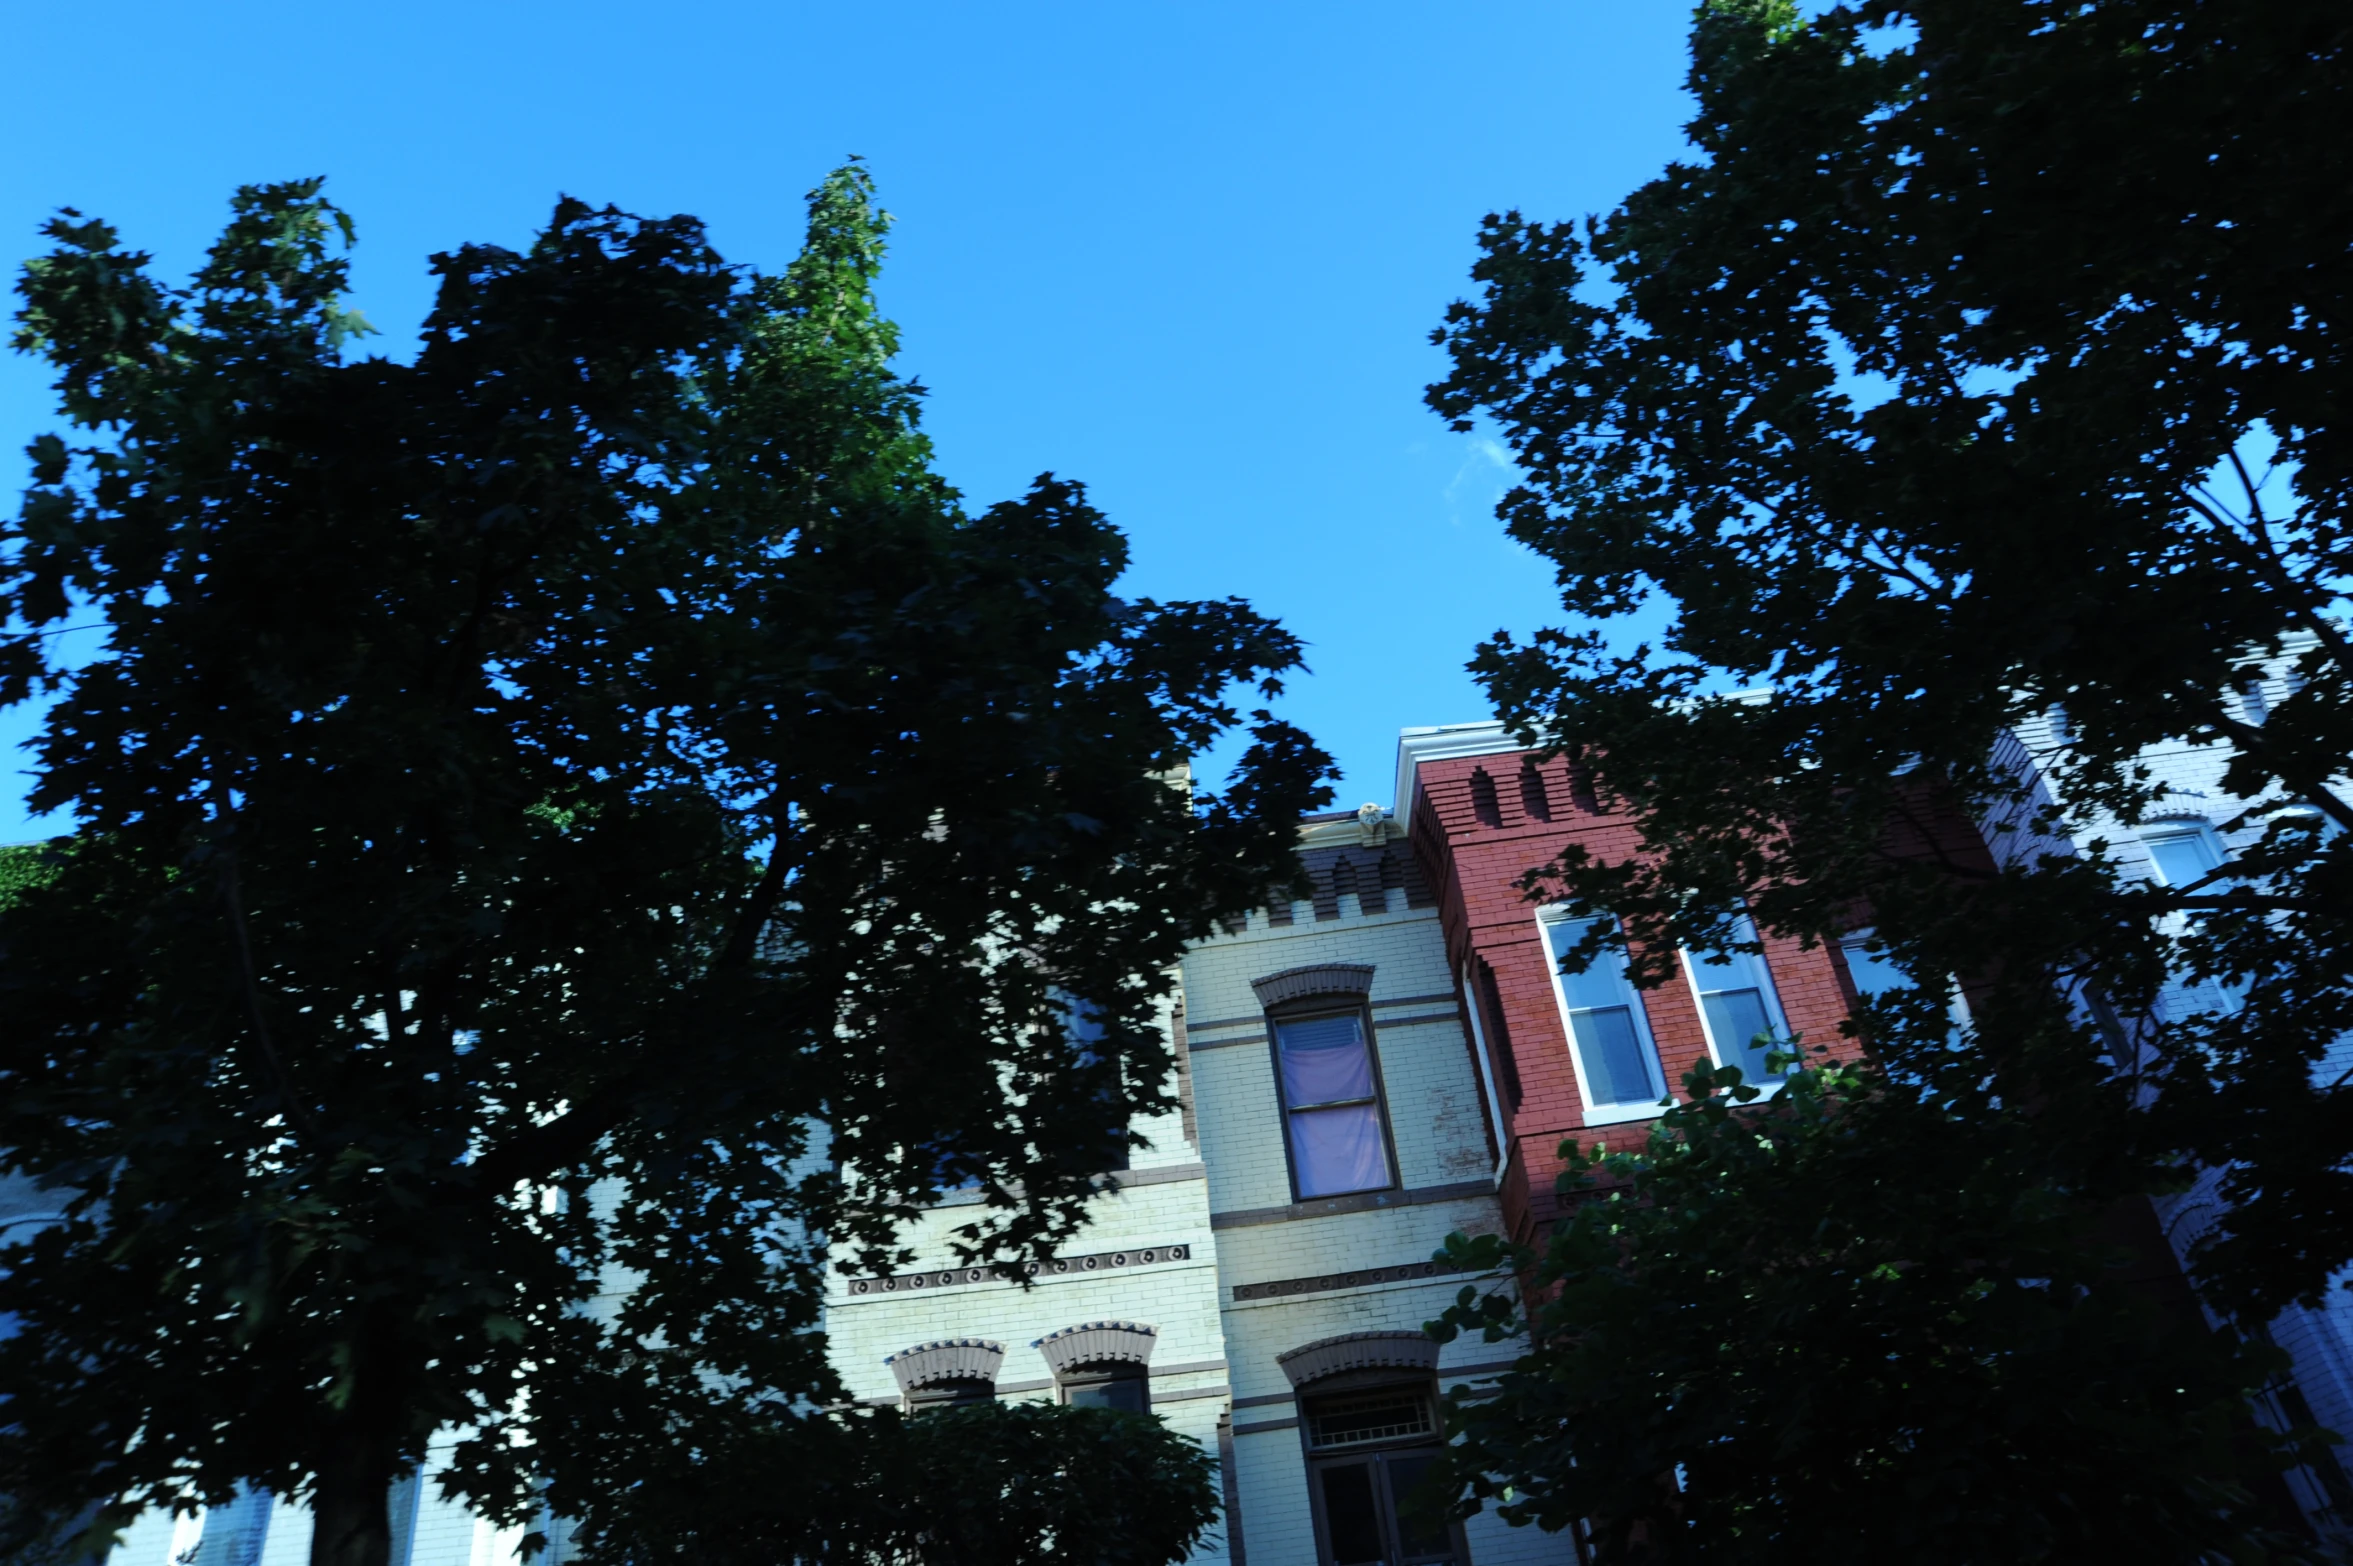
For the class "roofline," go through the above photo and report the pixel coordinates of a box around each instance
[1392,721,1530,826]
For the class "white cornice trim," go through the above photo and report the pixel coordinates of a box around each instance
[1392,721,1527,825]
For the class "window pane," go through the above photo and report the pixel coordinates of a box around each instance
[1384,1453,1455,1560]
[1702,987,1778,1076]
[2145,830,2222,888]
[1066,1374,1149,1414]
[1277,1014,1376,1108]
[1840,937,1911,1000]
[1307,1391,1435,1450]
[907,1378,993,1413]
[1544,918,1627,1011]
[1317,1463,1386,1565]
[1569,1005,1656,1105]
[1289,1102,1391,1197]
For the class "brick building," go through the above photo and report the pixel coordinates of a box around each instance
[101,706,2353,1566]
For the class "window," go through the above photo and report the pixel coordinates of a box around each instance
[1837,928,1972,1060]
[2141,821,2226,890]
[1539,913,1668,1118]
[1680,913,1792,1084]
[906,1377,994,1414]
[1838,931,1912,1003]
[1059,1360,1149,1414]
[1272,1008,1395,1199]
[1304,1384,1459,1566]
[2138,822,2243,1016]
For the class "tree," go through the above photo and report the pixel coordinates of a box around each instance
[1429,1057,2323,1564]
[0,166,1329,1566]
[582,1401,1220,1566]
[1431,0,2353,1313]
[1421,0,2353,1550]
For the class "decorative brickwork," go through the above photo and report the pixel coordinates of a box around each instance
[1036,1320,1158,1373]
[1249,962,1375,1008]
[842,1243,1192,1297]
[1231,1258,1460,1302]
[885,1337,1005,1392]
[1276,1330,1441,1388]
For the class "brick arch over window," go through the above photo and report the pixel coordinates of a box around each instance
[1276,1331,1441,1389]
[886,1338,1005,1394]
[1251,963,1375,1010]
[1035,1320,1158,1375]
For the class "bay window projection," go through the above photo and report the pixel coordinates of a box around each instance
[1272,1009,1395,1199]
[1680,913,1792,1084]
[1539,912,1669,1117]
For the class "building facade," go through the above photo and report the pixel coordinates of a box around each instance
[101,710,2353,1565]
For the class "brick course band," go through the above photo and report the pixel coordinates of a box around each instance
[842,1243,1192,1297]
[1231,1257,1463,1303]
[1210,1178,1493,1231]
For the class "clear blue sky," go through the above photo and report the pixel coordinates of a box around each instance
[0,1,1698,838]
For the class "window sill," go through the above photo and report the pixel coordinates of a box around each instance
[1580,1100,1671,1127]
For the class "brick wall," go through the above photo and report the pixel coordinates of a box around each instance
[1407,745,1864,1244]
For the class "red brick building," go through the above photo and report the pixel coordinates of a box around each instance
[1396,723,1867,1246]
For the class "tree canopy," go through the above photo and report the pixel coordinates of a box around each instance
[1425,0,2353,1554]
[581,1400,1221,1566]
[0,166,1327,1566]
[1429,1059,2323,1564]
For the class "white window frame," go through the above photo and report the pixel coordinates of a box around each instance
[1676,913,1793,1094]
[2139,819,2227,890]
[1537,908,1669,1126]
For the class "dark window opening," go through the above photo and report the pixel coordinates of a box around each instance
[907,1377,994,1413]
[1060,1359,1149,1414]
[1305,1384,1457,1566]
[1566,759,1601,814]
[1469,768,1502,828]
[1519,760,1552,821]
[1476,959,1523,1110]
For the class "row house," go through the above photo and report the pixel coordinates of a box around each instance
[103,704,2353,1566]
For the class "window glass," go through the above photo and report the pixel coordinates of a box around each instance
[1384,1452,1454,1559]
[1682,914,1789,1082]
[1540,915,1667,1109]
[1318,1464,1386,1564]
[1307,1389,1435,1450]
[2142,824,2225,888]
[906,1377,993,1413]
[1274,1012,1392,1198]
[1061,1360,1149,1413]
[1839,933,1912,1000]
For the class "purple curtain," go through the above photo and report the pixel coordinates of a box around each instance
[1277,1015,1390,1196]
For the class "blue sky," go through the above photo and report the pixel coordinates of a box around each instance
[0,1,1698,838]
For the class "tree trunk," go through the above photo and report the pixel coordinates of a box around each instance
[309,1425,399,1566]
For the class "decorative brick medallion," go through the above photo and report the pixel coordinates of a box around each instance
[844,1243,1191,1297]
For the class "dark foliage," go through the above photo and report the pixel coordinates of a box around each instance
[1424,0,2353,1554]
[583,1401,1219,1566]
[0,166,1329,1566]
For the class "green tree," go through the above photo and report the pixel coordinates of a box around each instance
[585,1401,1220,1566]
[1422,0,2353,1552]
[0,166,1329,1566]
[1429,1058,2321,1564]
